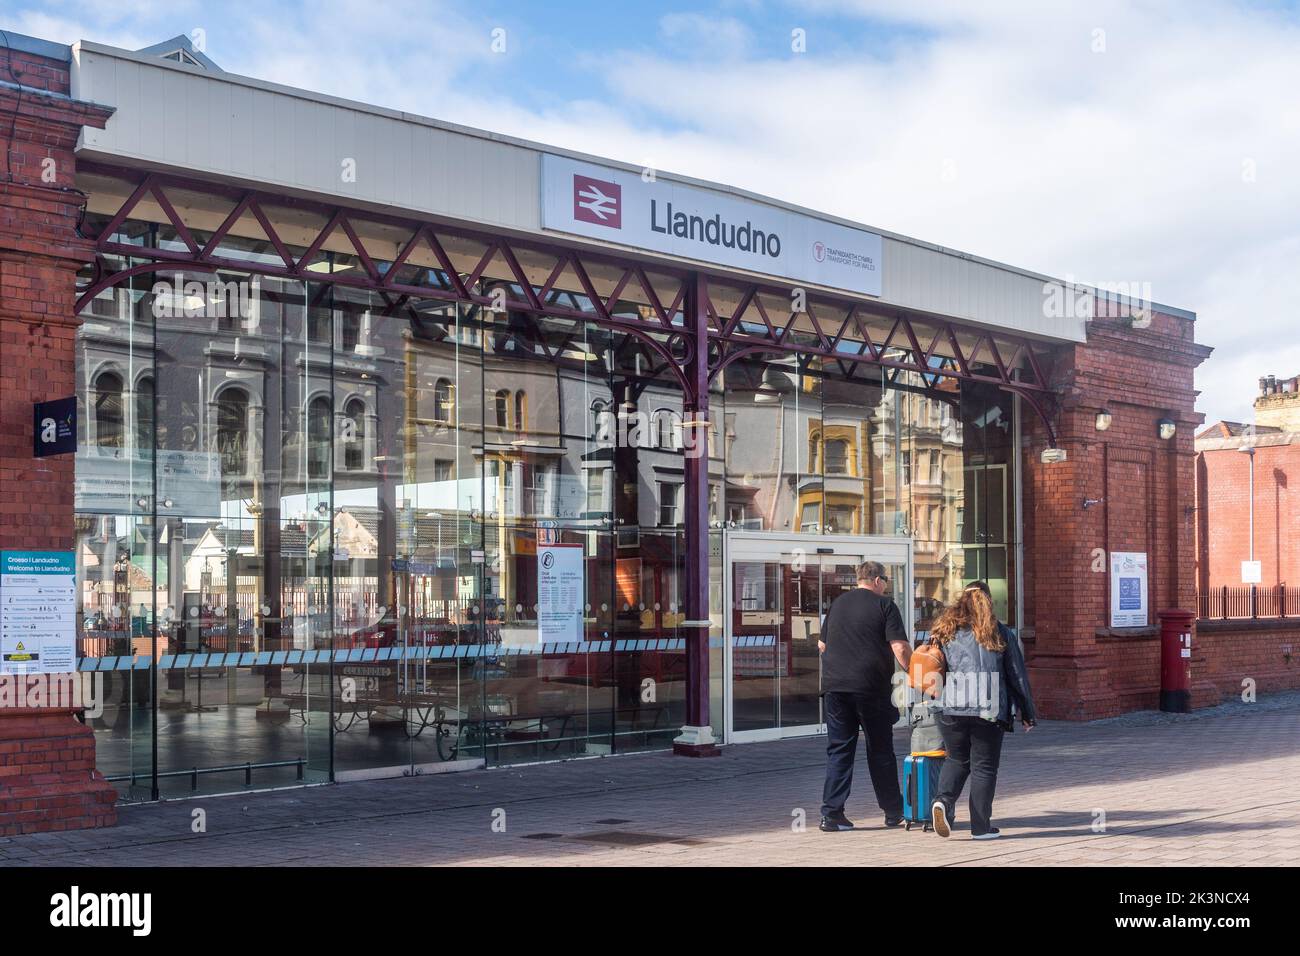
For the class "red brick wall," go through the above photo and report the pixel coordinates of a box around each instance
[1193,619,1300,703]
[0,707,118,835]
[1021,311,1213,719]
[1092,619,1300,713]
[0,41,119,833]
[0,44,109,556]
[1196,441,1300,589]
[0,46,71,93]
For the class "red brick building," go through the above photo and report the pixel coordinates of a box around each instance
[1196,377,1300,596]
[0,30,1238,834]
[1191,381,1300,716]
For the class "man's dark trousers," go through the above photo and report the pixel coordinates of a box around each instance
[821,691,903,819]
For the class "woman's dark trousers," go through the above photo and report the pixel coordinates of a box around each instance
[936,714,1004,835]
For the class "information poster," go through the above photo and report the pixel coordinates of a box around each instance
[1,550,77,674]
[1109,551,1149,628]
[537,543,584,644]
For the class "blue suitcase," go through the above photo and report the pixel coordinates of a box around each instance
[902,755,943,831]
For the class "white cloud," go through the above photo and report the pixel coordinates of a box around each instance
[658,13,753,57]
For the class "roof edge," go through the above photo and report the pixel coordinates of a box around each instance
[0,29,72,62]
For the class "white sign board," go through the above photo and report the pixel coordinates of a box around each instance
[541,155,883,297]
[1109,551,1149,628]
[1,551,77,674]
[1241,560,1263,584]
[75,448,222,517]
[537,543,584,644]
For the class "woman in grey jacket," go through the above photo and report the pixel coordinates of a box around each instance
[929,581,1037,840]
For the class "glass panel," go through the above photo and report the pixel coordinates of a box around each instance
[391,298,484,768]
[781,555,822,728]
[612,360,689,755]
[75,263,158,801]
[479,311,608,764]
[276,277,332,789]
[721,355,814,533]
[730,559,781,732]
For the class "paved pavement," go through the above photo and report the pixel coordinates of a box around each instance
[3,696,1299,866]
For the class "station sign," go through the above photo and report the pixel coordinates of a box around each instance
[541,155,883,298]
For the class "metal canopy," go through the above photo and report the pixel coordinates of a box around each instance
[75,163,1061,444]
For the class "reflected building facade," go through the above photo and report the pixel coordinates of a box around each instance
[74,254,1023,796]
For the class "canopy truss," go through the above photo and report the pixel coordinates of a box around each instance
[75,162,1061,444]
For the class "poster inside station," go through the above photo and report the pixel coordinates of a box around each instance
[536,543,584,644]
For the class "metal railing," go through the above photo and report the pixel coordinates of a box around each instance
[1198,585,1300,620]
[105,758,307,791]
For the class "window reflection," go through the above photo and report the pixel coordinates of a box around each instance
[433,378,454,424]
[307,396,331,480]
[71,215,1025,795]
[216,387,249,477]
[721,356,1018,627]
[93,371,124,449]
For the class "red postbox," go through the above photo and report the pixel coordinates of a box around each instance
[1158,608,1194,712]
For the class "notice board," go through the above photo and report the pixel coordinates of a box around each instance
[1,550,77,674]
[537,543,584,644]
[1109,551,1149,628]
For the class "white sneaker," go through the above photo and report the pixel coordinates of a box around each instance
[971,828,1002,841]
[931,801,951,838]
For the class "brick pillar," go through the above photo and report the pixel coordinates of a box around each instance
[0,42,119,832]
[1022,310,1212,718]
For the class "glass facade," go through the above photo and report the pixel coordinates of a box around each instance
[74,200,1020,800]
[720,351,1018,629]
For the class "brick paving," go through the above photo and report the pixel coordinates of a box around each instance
[2,699,1298,867]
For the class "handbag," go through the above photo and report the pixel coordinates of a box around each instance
[907,636,946,698]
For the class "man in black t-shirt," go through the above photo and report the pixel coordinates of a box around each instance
[818,560,912,832]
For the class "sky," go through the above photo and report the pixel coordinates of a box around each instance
[4,0,1298,425]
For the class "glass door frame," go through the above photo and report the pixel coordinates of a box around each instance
[721,530,913,745]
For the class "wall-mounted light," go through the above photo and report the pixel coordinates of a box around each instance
[1095,408,1113,432]
[1157,418,1176,440]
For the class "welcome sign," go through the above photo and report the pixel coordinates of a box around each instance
[541,155,883,297]
[1,550,76,675]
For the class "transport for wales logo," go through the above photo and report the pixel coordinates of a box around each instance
[573,174,621,228]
